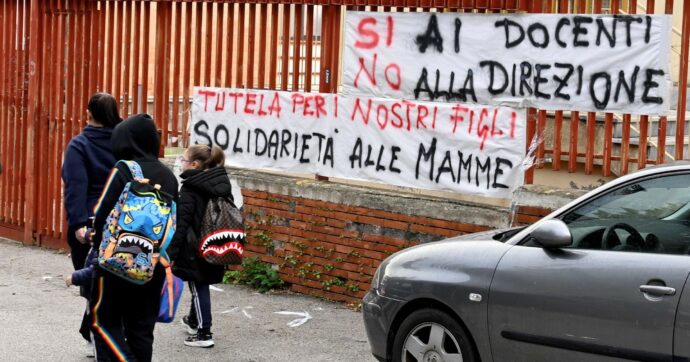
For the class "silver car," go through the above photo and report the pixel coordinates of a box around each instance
[363,163,690,362]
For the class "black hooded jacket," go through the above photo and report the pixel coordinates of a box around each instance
[168,166,232,284]
[92,114,179,244]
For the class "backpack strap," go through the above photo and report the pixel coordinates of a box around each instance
[116,160,144,181]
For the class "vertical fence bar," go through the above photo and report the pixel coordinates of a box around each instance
[97,1,105,91]
[225,3,235,87]
[42,0,55,233]
[612,0,633,175]
[305,5,314,92]
[131,1,140,114]
[153,1,168,142]
[104,2,113,92]
[536,110,546,168]
[17,0,27,224]
[638,0,653,168]
[76,1,88,117]
[269,3,279,90]
[162,1,172,147]
[248,4,257,88]
[204,2,213,86]
[259,3,268,89]
[122,1,132,117]
[658,0,673,164]
[193,2,202,90]
[281,5,291,90]
[236,3,247,87]
[5,0,16,222]
[64,0,75,151]
[141,1,150,114]
[215,2,225,87]
[114,1,123,107]
[598,0,611,177]
[49,0,65,237]
[36,0,50,235]
[182,2,193,147]
[330,5,342,92]
[621,114,631,174]
[171,1,182,145]
[12,0,21,226]
[24,0,42,243]
[0,0,9,221]
[319,5,332,92]
[292,4,303,90]
[74,0,83,128]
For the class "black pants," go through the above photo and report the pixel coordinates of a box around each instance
[90,266,164,362]
[68,225,93,342]
[188,281,212,333]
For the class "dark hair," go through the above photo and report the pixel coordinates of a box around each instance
[87,93,121,128]
[187,144,225,170]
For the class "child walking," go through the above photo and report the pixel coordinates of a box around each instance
[168,144,232,348]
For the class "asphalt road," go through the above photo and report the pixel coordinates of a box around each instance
[0,238,376,361]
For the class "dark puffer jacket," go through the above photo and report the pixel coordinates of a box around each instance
[168,167,232,284]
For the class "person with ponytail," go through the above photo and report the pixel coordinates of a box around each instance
[168,144,232,348]
[61,92,122,354]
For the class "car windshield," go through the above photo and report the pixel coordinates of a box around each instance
[564,173,690,223]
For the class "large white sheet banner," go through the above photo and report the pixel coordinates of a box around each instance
[343,12,672,115]
[191,87,527,198]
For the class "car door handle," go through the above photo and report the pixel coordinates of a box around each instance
[639,285,676,296]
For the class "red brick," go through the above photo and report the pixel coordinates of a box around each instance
[289,220,309,229]
[517,205,552,216]
[245,244,268,254]
[242,190,269,199]
[325,218,348,228]
[516,214,541,224]
[245,198,291,211]
[410,223,463,237]
[361,233,409,248]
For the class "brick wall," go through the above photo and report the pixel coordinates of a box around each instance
[241,189,494,305]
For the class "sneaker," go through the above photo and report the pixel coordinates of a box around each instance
[181,315,198,335]
[184,332,214,348]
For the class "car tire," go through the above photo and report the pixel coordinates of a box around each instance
[392,308,477,362]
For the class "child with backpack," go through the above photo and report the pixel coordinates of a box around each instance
[89,113,179,361]
[168,144,241,348]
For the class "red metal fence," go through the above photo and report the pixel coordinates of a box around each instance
[0,0,688,247]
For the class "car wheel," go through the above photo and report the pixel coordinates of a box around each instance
[392,308,476,362]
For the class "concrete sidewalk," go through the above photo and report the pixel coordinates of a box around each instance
[0,238,376,361]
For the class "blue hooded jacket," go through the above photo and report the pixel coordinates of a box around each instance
[61,125,117,229]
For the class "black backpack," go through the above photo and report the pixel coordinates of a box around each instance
[198,196,246,265]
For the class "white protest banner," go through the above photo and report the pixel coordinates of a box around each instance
[343,12,672,115]
[191,87,527,199]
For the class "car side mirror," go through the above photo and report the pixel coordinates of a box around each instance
[531,219,572,248]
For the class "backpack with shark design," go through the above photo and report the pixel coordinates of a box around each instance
[98,161,177,284]
[198,196,245,265]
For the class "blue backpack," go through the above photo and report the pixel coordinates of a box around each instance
[98,161,177,284]
[158,273,183,323]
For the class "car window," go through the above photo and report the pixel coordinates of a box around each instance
[560,173,690,255]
